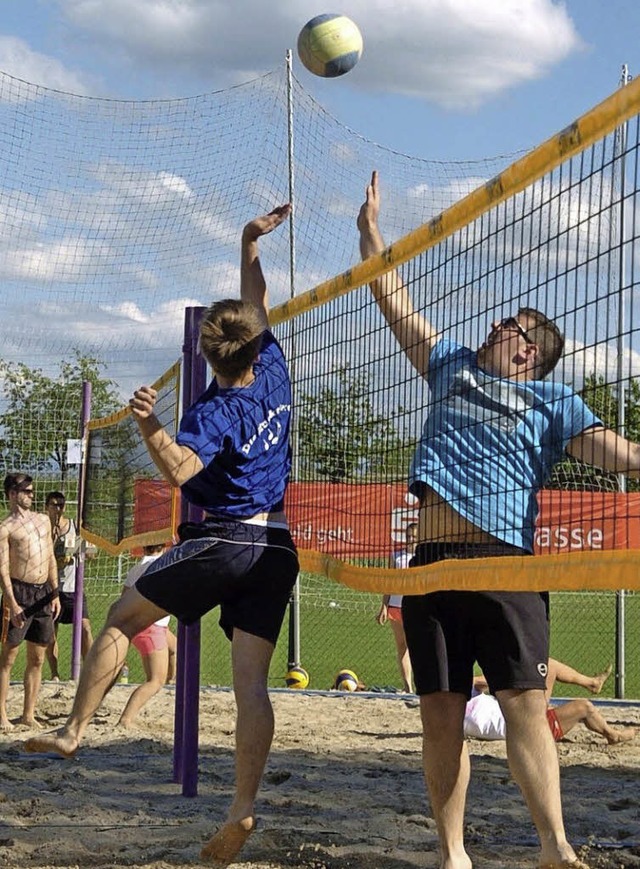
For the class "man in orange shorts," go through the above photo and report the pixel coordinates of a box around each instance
[466,659,635,745]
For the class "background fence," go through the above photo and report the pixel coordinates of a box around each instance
[1,63,640,698]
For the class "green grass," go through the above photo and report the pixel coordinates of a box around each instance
[9,577,639,700]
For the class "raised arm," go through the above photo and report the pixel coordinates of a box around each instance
[357,171,438,378]
[240,203,292,329]
[567,426,640,477]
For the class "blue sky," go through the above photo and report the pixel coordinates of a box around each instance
[0,0,637,396]
[0,0,636,161]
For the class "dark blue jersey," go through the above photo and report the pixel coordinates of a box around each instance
[176,331,292,518]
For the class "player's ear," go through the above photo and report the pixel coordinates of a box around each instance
[524,342,540,369]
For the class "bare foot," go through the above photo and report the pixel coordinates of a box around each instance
[606,726,636,745]
[540,862,591,868]
[200,817,255,866]
[0,718,15,732]
[19,717,43,730]
[590,664,612,694]
[24,729,79,759]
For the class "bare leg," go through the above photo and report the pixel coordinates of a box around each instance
[554,699,636,744]
[497,688,579,867]
[420,692,471,869]
[166,628,177,684]
[46,624,60,680]
[0,643,20,730]
[81,618,94,659]
[24,588,167,757]
[21,641,46,726]
[200,628,275,866]
[389,619,413,693]
[546,658,612,698]
[118,647,168,728]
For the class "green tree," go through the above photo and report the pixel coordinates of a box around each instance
[0,350,121,482]
[297,366,408,482]
[548,373,640,492]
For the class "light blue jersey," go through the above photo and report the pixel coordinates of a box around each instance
[409,338,602,551]
[176,331,292,518]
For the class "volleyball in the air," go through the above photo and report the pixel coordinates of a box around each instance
[334,668,359,691]
[297,14,363,78]
[285,666,310,689]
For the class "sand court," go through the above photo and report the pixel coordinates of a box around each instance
[0,681,638,868]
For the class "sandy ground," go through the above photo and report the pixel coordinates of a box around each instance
[0,682,638,869]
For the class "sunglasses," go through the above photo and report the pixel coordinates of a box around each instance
[499,317,535,345]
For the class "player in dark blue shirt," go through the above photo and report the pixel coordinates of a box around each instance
[26,204,299,867]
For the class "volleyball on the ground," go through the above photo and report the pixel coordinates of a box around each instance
[297,14,363,78]
[334,668,359,691]
[285,665,310,689]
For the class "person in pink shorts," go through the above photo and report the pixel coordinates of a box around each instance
[117,544,172,728]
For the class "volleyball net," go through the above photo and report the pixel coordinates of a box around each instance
[82,360,181,554]
[44,65,640,600]
[75,72,640,595]
[271,75,640,595]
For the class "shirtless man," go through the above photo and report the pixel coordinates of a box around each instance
[0,473,61,729]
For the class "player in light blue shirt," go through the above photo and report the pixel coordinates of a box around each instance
[358,170,640,869]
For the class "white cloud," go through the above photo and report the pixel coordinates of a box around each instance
[0,36,92,98]
[560,338,640,386]
[0,239,113,282]
[92,163,194,203]
[54,0,582,107]
[0,295,204,391]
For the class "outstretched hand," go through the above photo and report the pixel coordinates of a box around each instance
[357,170,380,233]
[243,204,292,242]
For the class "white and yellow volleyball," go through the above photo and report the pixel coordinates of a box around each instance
[334,668,359,691]
[297,14,363,78]
[285,666,310,689]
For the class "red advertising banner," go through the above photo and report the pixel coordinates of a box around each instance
[133,480,640,558]
[285,485,640,558]
[133,479,175,535]
[283,482,420,560]
[534,490,640,554]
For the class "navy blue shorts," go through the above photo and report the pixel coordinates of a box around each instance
[135,518,299,645]
[402,542,549,698]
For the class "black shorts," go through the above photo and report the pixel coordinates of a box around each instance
[1,579,56,647]
[57,591,89,624]
[402,542,549,698]
[135,518,299,645]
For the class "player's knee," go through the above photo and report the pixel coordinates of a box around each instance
[421,692,466,738]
